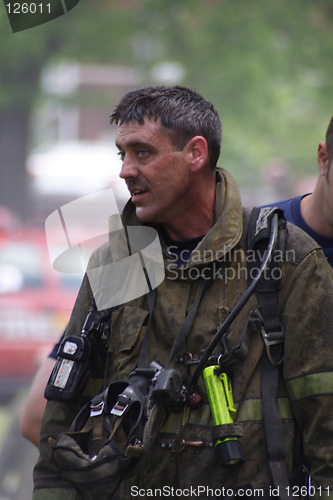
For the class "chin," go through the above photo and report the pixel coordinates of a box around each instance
[135,206,159,224]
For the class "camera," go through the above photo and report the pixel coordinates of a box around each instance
[110,361,188,420]
[148,365,187,411]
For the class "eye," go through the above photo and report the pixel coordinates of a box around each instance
[137,149,149,159]
[117,150,125,161]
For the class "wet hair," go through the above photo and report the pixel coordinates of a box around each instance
[326,116,333,165]
[110,85,222,169]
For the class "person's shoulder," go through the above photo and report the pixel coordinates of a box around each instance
[283,219,325,266]
[262,195,302,209]
[242,206,322,265]
[261,196,302,220]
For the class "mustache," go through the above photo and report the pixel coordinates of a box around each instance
[126,179,149,192]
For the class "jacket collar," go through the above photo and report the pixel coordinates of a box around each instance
[188,167,243,266]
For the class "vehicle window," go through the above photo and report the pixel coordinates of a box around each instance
[0,243,44,292]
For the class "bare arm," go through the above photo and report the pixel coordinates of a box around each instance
[20,357,56,447]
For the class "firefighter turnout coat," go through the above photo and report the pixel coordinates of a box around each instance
[33,168,333,499]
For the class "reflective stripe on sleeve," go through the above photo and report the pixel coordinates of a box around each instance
[286,372,333,402]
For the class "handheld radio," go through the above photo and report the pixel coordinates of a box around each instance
[45,303,110,402]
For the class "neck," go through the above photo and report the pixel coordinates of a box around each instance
[301,184,333,238]
[163,180,216,241]
[162,213,213,241]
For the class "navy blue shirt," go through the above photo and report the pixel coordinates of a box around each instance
[264,195,333,267]
[163,231,204,268]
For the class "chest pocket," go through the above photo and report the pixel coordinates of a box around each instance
[108,305,149,381]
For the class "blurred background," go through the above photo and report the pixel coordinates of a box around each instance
[0,0,332,498]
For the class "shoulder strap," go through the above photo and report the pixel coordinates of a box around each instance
[247,207,290,496]
[247,207,285,366]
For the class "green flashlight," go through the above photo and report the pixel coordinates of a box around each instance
[203,365,243,466]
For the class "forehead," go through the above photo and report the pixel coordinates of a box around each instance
[115,117,170,148]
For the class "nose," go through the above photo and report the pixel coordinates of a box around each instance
[119,155,139,180]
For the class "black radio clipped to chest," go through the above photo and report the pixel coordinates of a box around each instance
[44,302,111,402]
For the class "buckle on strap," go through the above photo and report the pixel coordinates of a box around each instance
[110,395,129,417]
[90,400,105,418]
[261,327,285,366]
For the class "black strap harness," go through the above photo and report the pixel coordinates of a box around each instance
[247,207,290,495]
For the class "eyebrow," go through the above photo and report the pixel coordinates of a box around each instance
[115,140,154,151]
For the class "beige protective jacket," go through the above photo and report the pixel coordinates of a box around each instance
[33,169,333,499]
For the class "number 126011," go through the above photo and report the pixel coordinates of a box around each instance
[6,3,51,14]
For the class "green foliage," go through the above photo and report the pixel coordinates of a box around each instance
[133,0,333,183]
[1,0,332,200]
[0,2,136,108]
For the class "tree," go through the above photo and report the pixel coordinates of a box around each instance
[134,0,333,187]
[0,1,137,222]
[1,0,332,221]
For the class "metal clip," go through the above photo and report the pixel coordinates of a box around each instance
[110,396,129,417]
[176,352,200,366]
[161,439,213,452]
[261,327,285,366]
[90,400,105,418]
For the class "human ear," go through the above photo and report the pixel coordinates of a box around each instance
[185,136,209,172]
[318,142,329,177]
